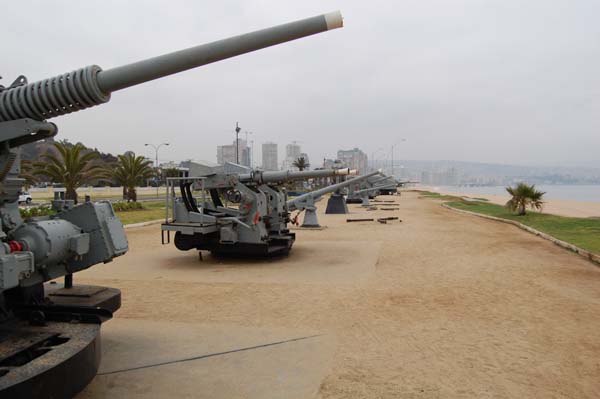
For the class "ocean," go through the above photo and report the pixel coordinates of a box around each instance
[431,185,600,202]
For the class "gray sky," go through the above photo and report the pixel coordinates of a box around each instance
[4,0,599,167]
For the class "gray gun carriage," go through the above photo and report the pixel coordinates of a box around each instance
[162,168,352,256]
[0,11,343,398]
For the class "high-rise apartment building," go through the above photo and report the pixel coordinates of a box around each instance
[282,142,303,170]
[217,139,250,166]
[337,148,368,174]
[261,142,278,171]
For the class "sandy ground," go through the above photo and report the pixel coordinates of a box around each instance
[76,192,600,398]
[422,186,600,218]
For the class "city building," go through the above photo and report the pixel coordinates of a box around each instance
[216,139,250,167]
[158,161,179,169]
[323,158,345,170]
[261,142,278,171]
[282,142,302,170]
[337,148,368,174]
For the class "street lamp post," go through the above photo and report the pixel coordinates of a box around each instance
[390,139,406,177]
[144,142,169,198]
[371,147,385,172]
[235,122,241,164]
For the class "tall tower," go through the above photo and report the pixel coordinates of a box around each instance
[262,142,279,171]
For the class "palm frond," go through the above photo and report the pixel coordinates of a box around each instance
[505,182,546,215]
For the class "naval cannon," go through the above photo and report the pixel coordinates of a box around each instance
[288,170,381,227]
[346,173,395,203]
[347,176,399,206]
[354,183,399,205]
[238,167,351,184]
[0,11,343,398]
[162,168,352,256]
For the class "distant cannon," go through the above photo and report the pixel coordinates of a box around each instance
[239,168,351,184]
[346,173,403,203]
[353,183,399,206]
[288,170,380,227]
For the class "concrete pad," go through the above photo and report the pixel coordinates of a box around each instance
[78,318,334,399]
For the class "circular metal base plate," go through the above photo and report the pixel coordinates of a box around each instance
[0,320,101,399]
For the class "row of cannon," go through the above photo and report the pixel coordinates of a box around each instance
[161,164,402,256]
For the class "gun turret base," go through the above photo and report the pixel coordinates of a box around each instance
[325,194,349,214]
[172,231,295,258]
[0,284,120,398]
[300,208,321,228]
[0,321,100,399]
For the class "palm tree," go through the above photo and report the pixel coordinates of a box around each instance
[505,183,546,216]
[19,159,38,189]
[33,143,106,203]
[112,152,154,202]
[162,167,181,180]
[292,157,310,171]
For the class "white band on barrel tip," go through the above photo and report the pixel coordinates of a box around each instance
[324,11,344,30]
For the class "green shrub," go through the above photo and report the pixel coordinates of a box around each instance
[20,205,55,219]
[112,201,145,212]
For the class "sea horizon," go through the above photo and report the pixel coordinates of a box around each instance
[427,184,600,203]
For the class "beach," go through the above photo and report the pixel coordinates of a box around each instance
[423,186,600,218]
[76,191,600,398]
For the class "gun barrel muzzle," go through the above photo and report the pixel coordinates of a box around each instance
[97,11,343,93]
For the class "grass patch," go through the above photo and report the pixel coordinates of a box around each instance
[446,200,600,254]
[417,191,463,201]
[114,201,165,225]
[112,201,144,212]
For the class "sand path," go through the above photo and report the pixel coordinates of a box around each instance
[77,192,600,398]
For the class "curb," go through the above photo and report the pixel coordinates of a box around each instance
[441,203,600,267]
[124,219,164,229]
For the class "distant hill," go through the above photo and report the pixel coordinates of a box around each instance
[21,138,119,164]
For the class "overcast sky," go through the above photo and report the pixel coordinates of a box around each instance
[4,0,599,167]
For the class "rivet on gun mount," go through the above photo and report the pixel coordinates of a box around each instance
[0,11,343,398]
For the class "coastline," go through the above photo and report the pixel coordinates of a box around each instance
[417,186,600,218]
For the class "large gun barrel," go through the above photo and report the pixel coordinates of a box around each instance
[354,183,398,195]
[288,170,380,211]
[239,167,351,184]
[0,11,343,123]
[346,174,389,193]
[370,175,394,185]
